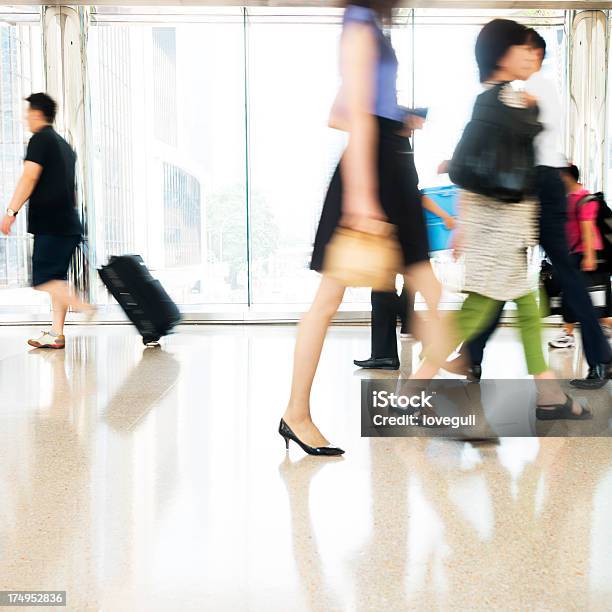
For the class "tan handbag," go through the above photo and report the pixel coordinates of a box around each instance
[322,221,403,291]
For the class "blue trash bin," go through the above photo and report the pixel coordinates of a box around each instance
[422,185,458,252]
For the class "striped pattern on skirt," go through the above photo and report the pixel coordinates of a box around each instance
[458,189,539,301]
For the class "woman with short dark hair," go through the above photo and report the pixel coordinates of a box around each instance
[430,19,591,419]
[474,18,532,83]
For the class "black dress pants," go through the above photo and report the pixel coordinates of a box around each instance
[370,287,413,360]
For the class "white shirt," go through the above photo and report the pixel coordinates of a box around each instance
[525,70,566,168]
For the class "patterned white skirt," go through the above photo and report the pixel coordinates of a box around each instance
[458,190,539,301]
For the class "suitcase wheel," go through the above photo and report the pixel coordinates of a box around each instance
[143,335,161,347]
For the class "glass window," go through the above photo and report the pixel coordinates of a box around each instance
[88,16,248,307]
[85,7,570,316]
[0,9,44,311]
[247,11,412,307]
[247,11,352,306]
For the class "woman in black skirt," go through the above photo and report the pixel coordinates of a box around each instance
[279,0,447,455]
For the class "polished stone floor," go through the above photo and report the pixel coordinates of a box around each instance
[0,324,611,611]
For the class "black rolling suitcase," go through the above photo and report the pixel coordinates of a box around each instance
[98,255,182,345]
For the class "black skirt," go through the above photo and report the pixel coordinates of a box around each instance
[310,116,430,273]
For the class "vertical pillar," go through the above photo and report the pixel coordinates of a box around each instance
[42,5,94,298]
[568,9,608,191]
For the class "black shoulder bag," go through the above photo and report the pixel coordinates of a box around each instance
[449,84,543,203]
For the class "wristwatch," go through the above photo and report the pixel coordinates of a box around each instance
[6,208,17,217]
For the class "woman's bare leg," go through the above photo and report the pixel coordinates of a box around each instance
[283,276,346,447]
[403,261,454,379]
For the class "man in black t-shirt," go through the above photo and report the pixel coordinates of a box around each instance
[1,92,94,349]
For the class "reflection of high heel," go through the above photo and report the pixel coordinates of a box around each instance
[278,419,345,456]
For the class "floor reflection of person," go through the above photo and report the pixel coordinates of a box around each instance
[352,439,410,611]
[0,348,93,608]
[278,456,343,611]
[394,438,611,608]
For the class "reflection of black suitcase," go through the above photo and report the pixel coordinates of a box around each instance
[98,255,182,345]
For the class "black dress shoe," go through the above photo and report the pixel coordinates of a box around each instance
[570,364,610,389]
[470,365,482,382]
[353,357,400,370]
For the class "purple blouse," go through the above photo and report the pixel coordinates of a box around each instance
[343,4,406,122]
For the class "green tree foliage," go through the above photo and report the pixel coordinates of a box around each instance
[206,184,280,288]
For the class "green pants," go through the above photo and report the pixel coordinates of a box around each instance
[456,292,548,375]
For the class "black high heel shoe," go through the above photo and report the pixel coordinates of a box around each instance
[278,419,345,456]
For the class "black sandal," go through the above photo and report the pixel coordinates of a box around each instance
[536,394,592,420]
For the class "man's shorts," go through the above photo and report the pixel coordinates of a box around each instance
[31,234,81,287]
